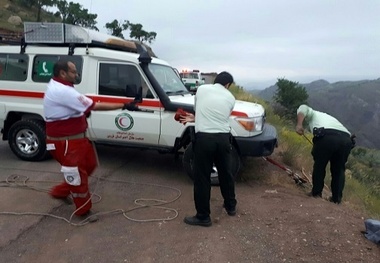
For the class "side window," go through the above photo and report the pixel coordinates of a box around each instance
[99,63,153,98]
[0,54,28,81]
[32,55,83,83]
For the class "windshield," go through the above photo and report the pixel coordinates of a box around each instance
[149,64,189,95]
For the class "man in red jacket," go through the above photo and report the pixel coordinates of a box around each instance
[43,59,125,222]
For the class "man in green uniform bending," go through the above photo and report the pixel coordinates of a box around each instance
[296,104,354,204]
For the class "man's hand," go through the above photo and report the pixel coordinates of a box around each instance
[174,108,187,121]
[123,102,139,111]
[179,113,195,124]
[350,134,356,149]
[296,124,304,135]
[296,113,305,135]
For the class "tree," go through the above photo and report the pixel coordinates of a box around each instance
[128,22,157,44]
[54,0,98,30]
[104,20,157,44]
[105,19,129,39]
[16,0,34,7]
[16,0,55,21]
[142,31,157,44]
[37,0,56,22]
[273,78,309,119]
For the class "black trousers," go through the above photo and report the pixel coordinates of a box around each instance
[311,130,352,203]
[193,132,237,219]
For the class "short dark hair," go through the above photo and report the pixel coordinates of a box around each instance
[53,59,70,77]
[214,71,234,86]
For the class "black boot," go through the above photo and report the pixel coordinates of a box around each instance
[184,216,212,227]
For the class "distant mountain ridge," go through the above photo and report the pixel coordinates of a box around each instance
[251,78,380,149]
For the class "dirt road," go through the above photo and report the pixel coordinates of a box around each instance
[0,141,379,263]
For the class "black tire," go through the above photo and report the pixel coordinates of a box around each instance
[8,119,49,161]
[182,142,241,186]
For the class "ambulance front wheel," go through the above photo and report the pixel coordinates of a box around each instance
[182,142,241,186]
[8,119,49,161]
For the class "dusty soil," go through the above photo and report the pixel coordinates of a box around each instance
[0,145,379,263]
[231,158,380,263]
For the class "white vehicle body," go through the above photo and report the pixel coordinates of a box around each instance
[0,23,277,181]
[179,70,204,92]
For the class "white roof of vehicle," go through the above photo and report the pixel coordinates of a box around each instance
[23,22,156,57]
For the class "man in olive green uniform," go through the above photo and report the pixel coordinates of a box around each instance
[296,104,353,204]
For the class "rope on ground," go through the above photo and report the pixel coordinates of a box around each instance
[0,173,181,226]
[262,157,310,186]
[258,156,333,197]
[94,176,181,223]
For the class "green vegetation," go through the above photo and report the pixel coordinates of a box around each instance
[346,147,380,215]
[0,0,60,32]
[15,0,55,22]
[54,0,98,30]
[273,78,309,120]
[105,20,129,39]
[105,20,157,43]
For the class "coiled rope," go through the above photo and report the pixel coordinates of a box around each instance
[0,173,181,226]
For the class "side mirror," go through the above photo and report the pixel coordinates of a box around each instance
[134,86,143,103]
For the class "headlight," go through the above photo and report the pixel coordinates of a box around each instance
[235,116,264,132]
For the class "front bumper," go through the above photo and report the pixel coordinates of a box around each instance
[234,123,278,157]
[184,83,198,91]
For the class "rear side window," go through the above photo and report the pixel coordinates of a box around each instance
[32,55,83,83]
[0,54,28,81]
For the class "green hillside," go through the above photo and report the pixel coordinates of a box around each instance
[0,0,60,33]
[252,79,380,150]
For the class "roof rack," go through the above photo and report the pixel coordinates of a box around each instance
[22,22,156,57]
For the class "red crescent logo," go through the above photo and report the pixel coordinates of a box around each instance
[118,117,132,128]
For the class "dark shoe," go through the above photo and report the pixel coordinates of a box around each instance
[79,210,99,223]
[328,197,341,204]
[307,191,322,198]
[223,204,236,216]
[226,208,236,216]
[184,216,212,227]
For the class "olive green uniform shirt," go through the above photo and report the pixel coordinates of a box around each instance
[297,104,350,136]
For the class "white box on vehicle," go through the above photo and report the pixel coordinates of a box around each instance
[0,23,277,182]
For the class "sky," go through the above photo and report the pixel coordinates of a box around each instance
[65,0,379,89]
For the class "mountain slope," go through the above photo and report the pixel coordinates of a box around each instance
[253,79,380,149]
[0,0,59,32]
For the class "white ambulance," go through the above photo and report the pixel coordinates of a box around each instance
[179,69,204,92]
[0,23,277,184]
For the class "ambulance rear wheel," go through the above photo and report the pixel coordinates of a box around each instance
[8,119,49,161]
[182,142,241,186]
